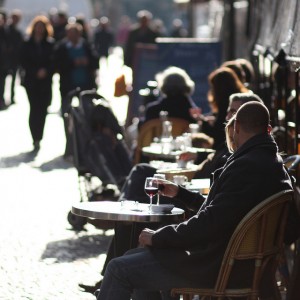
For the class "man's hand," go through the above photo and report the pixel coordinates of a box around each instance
[178,151,197,162]
[189,107,202,121]
[157,179,179,198]
[139,228,155,246]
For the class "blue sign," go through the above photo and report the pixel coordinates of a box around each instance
[128,39,222,123]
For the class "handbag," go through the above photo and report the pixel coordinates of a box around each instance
[114,73,127,97]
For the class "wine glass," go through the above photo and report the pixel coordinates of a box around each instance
[144,177,158,212]
[153,173,166,205]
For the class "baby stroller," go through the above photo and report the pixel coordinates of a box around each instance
[66,88,133,230]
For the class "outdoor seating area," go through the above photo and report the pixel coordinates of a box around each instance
[70,1,300,296]
[1,1,300,299]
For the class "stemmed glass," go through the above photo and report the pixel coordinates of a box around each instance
[153,173,166,205]
[144,177,158,212]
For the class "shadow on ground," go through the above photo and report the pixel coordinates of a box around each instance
[38,155,74,172]
[0,150,38,168]
[41,233,112,263]
[0,152,73,172]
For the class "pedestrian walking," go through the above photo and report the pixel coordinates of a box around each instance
[20,15,55,151]
[53,22,98,159]
[93,16,114,65]
[6,9,23,105]
[0,9,9,110]
[123,10,158,69]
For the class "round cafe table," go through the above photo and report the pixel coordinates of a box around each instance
[72,200,185,249]
[72,200,185,223]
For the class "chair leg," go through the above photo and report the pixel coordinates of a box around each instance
[277,246,290,289]
[178,294,192,300]
[287,240,300,300]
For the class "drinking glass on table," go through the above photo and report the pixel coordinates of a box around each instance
[144,177,158,212]
[153,173,166,205]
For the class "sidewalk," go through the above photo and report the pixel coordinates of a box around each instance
[0,48,128,299]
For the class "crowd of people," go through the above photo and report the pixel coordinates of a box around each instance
[0,7,188,155]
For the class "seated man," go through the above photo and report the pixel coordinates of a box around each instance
[96,101,293,300]
[79,92,264,294]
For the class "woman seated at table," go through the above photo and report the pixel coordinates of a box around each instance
[141,66,198,124]
[190,66,249,150]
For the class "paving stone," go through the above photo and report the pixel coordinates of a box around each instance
[0,84,116,300]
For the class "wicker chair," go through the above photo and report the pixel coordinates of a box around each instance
[283,154,300,177]
[171,189,294,300]
[133,117,190,164]
[277,155,300,293]
[286,186,300,300]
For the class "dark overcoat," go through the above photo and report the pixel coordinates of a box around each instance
[151,133,293,287]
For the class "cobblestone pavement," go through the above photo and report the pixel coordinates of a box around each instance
[0,50,128,300]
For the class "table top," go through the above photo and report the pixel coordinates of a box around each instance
[142,145,214,161]
[185,178,211,195]
[72,200,185,223]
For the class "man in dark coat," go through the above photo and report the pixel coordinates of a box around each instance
[6,10,23,105]
[93,17,114,61]
[0,10,8,110]
[123,10,158,68]
[96,101,293,300]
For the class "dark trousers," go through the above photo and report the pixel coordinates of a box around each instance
[60,93,73,157]
[26,85,52,143]
[0,71,7,105]
[9,68,18,103]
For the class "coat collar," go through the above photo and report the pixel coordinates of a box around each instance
[211,133,278,183]
[226,133,278,165]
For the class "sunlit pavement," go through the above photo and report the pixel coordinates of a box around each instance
[0,47,128,299]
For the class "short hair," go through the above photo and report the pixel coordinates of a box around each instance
[229,92,263,106]
[137,10,152,20]
[58,10,68,18]
[225,116,236,152]
[100,16,109,25]
[11,9,22,18]
[0,9,7,20]
[156,66,195,96]
[66,22,83,33]
[235,101,270,134]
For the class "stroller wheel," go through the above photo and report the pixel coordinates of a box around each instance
[67,211,87,231]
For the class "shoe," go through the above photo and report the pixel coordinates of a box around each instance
[94,289,100,297]
[33,141,40,151]
[63,154,74,164]
[0,102,7,111]
[78,280,102,294]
